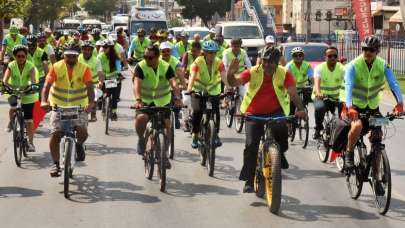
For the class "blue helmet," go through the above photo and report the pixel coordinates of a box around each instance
[202,40,219,52]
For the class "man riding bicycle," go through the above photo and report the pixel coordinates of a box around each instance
[186,40,226,149]
[227,46,306,192]
[41,43,95,177]
[343,35,403,170]
[3,45,38,152]
[26,35,49,94]
[286,47,314,114]
[133,45,182,169]
[312,46,345,139]
[1,25,27,69]
[128,28,151,64]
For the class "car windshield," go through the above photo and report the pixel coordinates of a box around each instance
[131,21,167,34]
[284,45,327,62]
[223,26,261,39]
[187,30,209,39]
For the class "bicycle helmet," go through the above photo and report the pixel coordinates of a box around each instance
[12,45,29,56]
[291,47,304,55]
[361,35,381,49]
[95,40,103,46]
[9,25,19,34]
[81,40,94,48]
[26,35,38,45]
[202,40,219,52]
[37,32,46,39]
[137,28,146,34]
[63,43,80,55]
[92,28,101,34]
[261,46,281,64]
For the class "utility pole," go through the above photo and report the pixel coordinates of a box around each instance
[306,0,311,42]
[230,0,236,21]
[164,0,169,19]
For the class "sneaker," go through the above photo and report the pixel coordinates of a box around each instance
[50,163,61,177]
[137,137,146,155]
[75,143,86,161]
[111,112,118,121]
[214,135,222,147]
[374,181,386,196]
[243,181,254,193]
[27,143,36,152]
[5,121,13,132]
[345,151,354,169]
[90,112,97,122]
[191,134,198,149]
[175,117,181,129]
[313,130,321,140]
[281,153,289,169]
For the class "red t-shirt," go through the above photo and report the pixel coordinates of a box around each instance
[239,69,295,115]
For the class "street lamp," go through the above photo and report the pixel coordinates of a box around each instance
[326,10,332,44]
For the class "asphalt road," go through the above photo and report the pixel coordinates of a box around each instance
[1,71,405,228]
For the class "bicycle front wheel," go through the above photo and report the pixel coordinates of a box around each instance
[207,120,216,177]
[169,112,175,160]
[12,116,22,167]
[224,105,233,128]
[157,133,167,192]
[317,129,330,163]
[300,108,309,149]
[346,145,364,200]
[234,97,244,133]
[144,128,154,180]
[264,145,282,214]
[104,97,110,135]
[372,148,391,215]
[63,140,73,199]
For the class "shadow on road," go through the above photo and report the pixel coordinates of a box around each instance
[166,178,239,197]
[283,164,342,180]
[105,127,135,137]
[172,149,234,163]
[85,143,136,156]
[391,169,405,176]
[0,187,43,198]
[220,137,245,144]
[19,152,52,170]
[213,162,240,182]
[272,195,380,221]
[66,174,160,204]
[358,194,405,221]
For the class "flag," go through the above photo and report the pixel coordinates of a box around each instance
[352,0,374,40]
[33,101,47,130]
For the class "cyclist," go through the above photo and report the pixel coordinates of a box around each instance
[256,35,286,66]
[133,45,182,169]
[44,28,57,47]
[286,47,314,115]
[343,35,403,170]
[186,40,226,148]
[79,40,104,122]
[149,27,159,45]
[90,28,104,45]
[41,43,95,177]
[157,30,179,59]
[226,46,307,192]
[128,28,151,64]
[26,35,49,94]
[193,33,202,46]
[203,28,216,42]
[70,31,83,47]
[3,45,38,152]
[214,34,229,60]
[1,25,27,65]
[175,31,191,58]
[38,32,57,65]
[116,27,128,50]
[312,46,345,139]
[57,30,71,52]
[160,42,187,129]
[97,40,121,121]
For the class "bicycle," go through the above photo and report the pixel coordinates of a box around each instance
[188,91,219,177]
[289,85,311,149]
[102,76,118,135]
[245,115,295,214]
[52,106,84,199]
[169,109,175,160]
[316,97,339,163]
[135,106,171,192]
[345,112,403,215]
[223,87,244,133]
[0,83,39,167]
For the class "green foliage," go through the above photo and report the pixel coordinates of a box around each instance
[0,0,32,19]
[169,18,184,28]
[175,0,231,26]
[26,0,79,28]
[80,0,117,16]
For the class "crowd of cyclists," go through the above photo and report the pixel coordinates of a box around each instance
[0,23,403,196]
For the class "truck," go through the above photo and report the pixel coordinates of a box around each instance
[112,14,129,32]
[129,7,168,40]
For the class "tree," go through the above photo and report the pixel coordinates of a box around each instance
[0,0,31,41]
[80,0,118,20]
[175,0,231,27]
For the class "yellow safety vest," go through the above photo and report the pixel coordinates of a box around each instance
[192,56,222,96]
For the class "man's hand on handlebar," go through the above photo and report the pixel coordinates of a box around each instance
[134,99,144,109]
[295,109,307,119]
[393,103,404,116]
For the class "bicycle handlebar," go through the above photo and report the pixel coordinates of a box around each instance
[241,115,296,123]
[0,83,40,96]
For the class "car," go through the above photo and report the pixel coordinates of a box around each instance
[183,27,209,40]
[215,21,265,63]
[281,42,329,69]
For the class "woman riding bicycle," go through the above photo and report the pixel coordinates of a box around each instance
[186,40,226,149]
[2,45,38,152]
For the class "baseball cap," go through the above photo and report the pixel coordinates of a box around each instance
[265,35,275,44]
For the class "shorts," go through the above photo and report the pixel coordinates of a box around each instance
[8,97,35,120]
[136,103,171,119]
[49,110,88,134]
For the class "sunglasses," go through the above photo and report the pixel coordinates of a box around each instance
[327,54,338,59]
[362,47,377,53]
[292,53,303,58]
[145,55,155,60]
[15,54,26,59]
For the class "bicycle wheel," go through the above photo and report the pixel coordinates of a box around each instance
[63,140,73,199]
[207,120,216,177]
[289,121,296,142]
[372,148,391,215]
[144,128,154,180]
[317,121,330,163]
[21,116,28,158]
[234,97,244,133]
[346,145,364,200]
[169,112,175,160]
[198,121,207,166]
[300,108,309,149]
[12,116,22,167]
[104,96,110,135]
[157,133,167,192]
[264,144,282,214]
[224,104,233,128]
